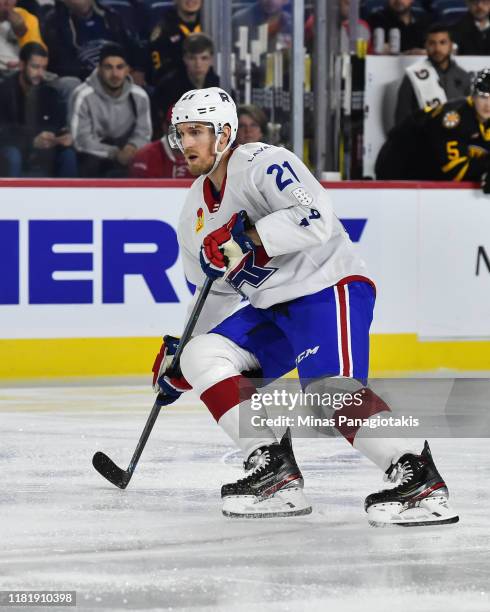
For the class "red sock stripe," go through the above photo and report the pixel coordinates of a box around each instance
[334,388,391,445]
[200,375,257,422]
[337,284,351,377]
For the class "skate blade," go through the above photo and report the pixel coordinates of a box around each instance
[367,496,459,527]
[222,487,312,519]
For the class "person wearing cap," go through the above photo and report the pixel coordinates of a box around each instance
[376,69,490,183]
[70,42,151,177]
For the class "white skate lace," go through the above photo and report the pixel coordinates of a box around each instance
[240,449,271,483]
[384,460,414,485]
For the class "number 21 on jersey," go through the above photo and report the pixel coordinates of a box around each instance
[267,161,300,191]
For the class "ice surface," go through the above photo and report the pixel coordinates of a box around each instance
[0,383,489,612]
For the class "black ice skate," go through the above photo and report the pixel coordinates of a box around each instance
[221,428,312,518]
[365,441,459,527]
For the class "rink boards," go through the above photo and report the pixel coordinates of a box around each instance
[0,179,489,377]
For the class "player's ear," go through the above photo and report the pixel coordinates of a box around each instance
[218,125,231,151]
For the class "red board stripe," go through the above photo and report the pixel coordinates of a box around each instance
[0,179,478,189]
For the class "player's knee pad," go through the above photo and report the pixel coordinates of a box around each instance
[180,333,259,394]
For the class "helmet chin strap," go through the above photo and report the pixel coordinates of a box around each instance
[204,129,232,177]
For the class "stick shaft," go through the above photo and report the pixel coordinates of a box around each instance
[126,277,214,476]
[170,277,213,367]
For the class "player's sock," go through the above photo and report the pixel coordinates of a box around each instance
[180,334,278,455]
[221,428,312,518]
[364,440,459,527]
[353,434,419,472]
[201,375,278,457]
[327,386,419,471]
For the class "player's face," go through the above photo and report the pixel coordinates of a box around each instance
[467,0,490,21]
[178,122,217,176]
[474,94,490,121]
[237,114,263,145]
[98,57,129,90]
[425,32,452,65]
[22,54,48,86]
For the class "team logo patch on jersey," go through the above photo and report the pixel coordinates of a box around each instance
[195,207,204,233]
[292,187,313,206]
[468,144,488,158]
[442,111,460,129]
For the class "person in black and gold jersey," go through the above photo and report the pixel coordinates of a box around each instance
[376,69,490,184]
[147,0,202,87]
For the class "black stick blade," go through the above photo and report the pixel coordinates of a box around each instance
[92,451,131,489]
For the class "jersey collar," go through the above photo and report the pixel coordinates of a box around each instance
[202,147,236,214]
[203,175,227,213]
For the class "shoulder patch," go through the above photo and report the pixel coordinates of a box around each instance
[468,144,488,158]
[292,187,313,206]
[442,110,460,129]
[195,207,204,233]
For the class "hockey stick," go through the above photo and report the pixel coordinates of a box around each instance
[92,277,214,489]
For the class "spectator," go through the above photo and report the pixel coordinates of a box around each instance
[233,0,292,51]
[148,0,202,87]
[98,0,146,41]
[0,0,45,72]
[0,42,77,177]
[394,24,471,125]
[451,0,490,54]
[377,69,490,182]
[237,104,268,145]
[129,111,193,179]
[152,33,219,138]
[367,0,431,53]
[70,42,151,177]
[42,0,142,81]
[361,0,426,19]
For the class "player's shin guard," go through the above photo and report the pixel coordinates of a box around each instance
[221,428,312,518]
[365,441,459,527]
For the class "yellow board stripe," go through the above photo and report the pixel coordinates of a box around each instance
[0,335,490,379]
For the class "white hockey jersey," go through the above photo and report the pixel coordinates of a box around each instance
[178,143,371,334]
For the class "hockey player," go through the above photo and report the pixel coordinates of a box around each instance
[152,86,459,526]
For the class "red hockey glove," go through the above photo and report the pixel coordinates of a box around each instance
[152,335,192,406]
[199,211,256,280]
